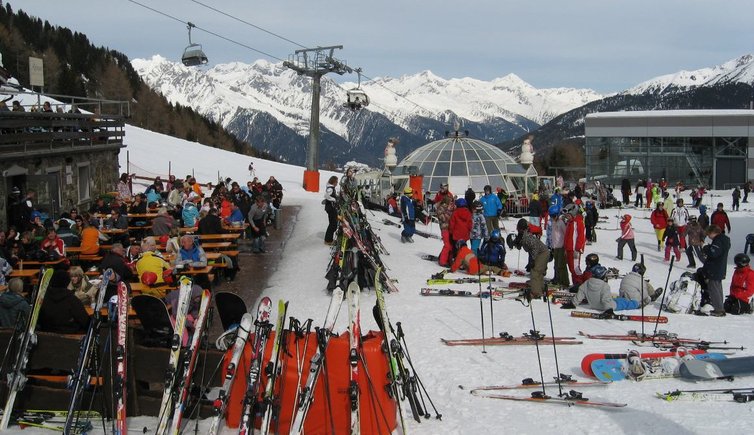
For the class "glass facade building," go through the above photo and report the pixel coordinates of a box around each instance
[585,111,754,189]
[393,133,538,196]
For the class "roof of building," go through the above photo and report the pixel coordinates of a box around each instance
[587,109,754,119]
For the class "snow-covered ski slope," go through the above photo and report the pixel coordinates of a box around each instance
[7,124,750,434]
[115,125,754,434]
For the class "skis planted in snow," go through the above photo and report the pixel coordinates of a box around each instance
[347,281,362,435]
[290,287,344,435]
[113,281,129,435]
[168,289,211,435]
[237,297,273,435]
[155,276,193,435]
[207,312,254,435]
[259,300,289,435]
[0,268,53,430]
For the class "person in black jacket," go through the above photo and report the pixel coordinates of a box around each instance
[197,208,223,234]
[700,225,731,316]
[39,268,90,333]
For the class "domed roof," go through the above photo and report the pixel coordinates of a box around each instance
[394,135,528,193]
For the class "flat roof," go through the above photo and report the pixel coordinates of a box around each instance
[586,109,754,119]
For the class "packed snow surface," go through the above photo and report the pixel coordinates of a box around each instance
[8,124,752,434]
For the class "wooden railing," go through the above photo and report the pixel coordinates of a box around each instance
[0,111,125,159]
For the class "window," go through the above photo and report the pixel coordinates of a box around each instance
[78,163,91,202]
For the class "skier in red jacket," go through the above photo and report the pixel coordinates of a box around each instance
[449,198,473,245]
[710,202,731,234]
[725,253,754,314]
[563,204,586,285]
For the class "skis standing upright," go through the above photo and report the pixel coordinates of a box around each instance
[347,281,362,435]
[207,312,254,435]
[0,267,53,430]
[155,276,193,435]
[290,287,344,435]
[168,289,212,435]
[63,268,114,434]
[112,281,130,435]
[238,297,273,435]
[259,300,289,435]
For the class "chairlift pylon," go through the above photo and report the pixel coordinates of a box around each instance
[181,22,208,67]
[345,68,369,111]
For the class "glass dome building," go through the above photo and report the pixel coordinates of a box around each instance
[393,133,538,196]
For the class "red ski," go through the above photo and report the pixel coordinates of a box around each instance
[570,311,668,323]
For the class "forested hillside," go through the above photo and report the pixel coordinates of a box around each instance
[0,2,274,159]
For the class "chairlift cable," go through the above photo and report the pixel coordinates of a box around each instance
[126,0,284,61]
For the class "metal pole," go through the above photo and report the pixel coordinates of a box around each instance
[306,74,322,172]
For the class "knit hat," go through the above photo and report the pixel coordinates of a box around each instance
[50,269,71,288]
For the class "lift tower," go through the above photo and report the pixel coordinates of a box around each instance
[284,46,351,192]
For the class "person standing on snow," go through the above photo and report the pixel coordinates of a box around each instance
[550,211,569,287]
[650,202,669,252]
[479,185,503,234]
[508,218,550,298]
[436,196,455,267]
[323,176,339,245]
[684,215,706,268]
[710,203,731,234]
[671,198,690,251]
[616,214,637,261]
[400,187,416,243]
[449,198,472,250]
[701,224,731,316]
[563,203,586,285]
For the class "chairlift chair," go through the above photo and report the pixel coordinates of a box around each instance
[344,68,369,111]
[181,22,208,67]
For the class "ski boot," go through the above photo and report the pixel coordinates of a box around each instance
[499,332,515,341]
[626,350,647,380]
[598,309,615,319]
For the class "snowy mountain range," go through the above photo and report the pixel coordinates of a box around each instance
[131,56,601,166]
[132,54,754,167]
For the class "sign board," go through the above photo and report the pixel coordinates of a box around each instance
[29,57,44,87]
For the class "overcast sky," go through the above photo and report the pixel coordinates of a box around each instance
[10,0,754,93]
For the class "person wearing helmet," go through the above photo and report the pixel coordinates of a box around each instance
[619,263,663,306]
[564,203,586,285]
[512,218,549,298]
[400,186,416,243]
[697,204,709,230]
[725,254,754,314]
[701,225,731,316]
[571,264,641,312]
[478,229,507,273]
[684,215,705,268]
[480,185,503,234]
[449,198,472,250]
[386,192,401,219]
[469,201,488,255]
[650,202,669,251]
[616,214,637,261]
[549,212,569,287]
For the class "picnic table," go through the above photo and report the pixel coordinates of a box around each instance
[10,269,40,281]
[16,258,66,268]
[199,242,232,251]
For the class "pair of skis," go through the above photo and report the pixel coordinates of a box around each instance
[570,310,669,323]
[152,277,213,435]
[657,387,754,402]
[426,276,497,285]
[0,268,54,430]
[441,331,582,347]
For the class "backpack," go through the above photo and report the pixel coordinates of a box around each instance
[663,272,701,314]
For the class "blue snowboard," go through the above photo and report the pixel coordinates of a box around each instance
[679,356,754,380]
[592,353,727,382]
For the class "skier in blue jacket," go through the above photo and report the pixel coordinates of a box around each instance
[400,187,416,243]
[479,185,503,234]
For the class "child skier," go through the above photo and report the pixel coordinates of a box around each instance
[663,218,682,262]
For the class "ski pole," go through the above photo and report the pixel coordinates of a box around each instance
[488,270,495,337]
[653,256,674,337]
[396,322,442,420]
[640,254,645,338]
[525,291,547,397]
[545,294,564,398]
[477,257,487,354]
